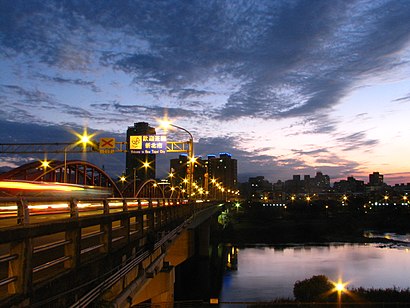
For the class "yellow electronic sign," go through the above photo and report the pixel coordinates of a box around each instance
[129,135,167,154]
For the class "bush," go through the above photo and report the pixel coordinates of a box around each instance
[293,275,334,302]
[353,286,410,303]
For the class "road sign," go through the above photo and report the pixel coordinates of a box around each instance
[99,137,115,154]
[129,135,167,154]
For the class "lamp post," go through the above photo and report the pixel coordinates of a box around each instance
[332,279,347,308]
[64,147,69,183]
[160,121,194,199]
[133,167,137,197]
[64,130,93,183]
[39,159,50,181]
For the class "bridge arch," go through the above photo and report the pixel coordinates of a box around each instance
[0,160,122,197]
[164,185,184,199]
[134,179,165,199]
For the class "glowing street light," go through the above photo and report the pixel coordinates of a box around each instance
[331,278,349,308]
[40,159,50,169]
[159,120,194,198]
[64,129,94,182]
[39,159,51,181]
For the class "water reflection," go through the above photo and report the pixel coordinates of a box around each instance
[226,245,238,271]
[364,230,410,244]
[220,242,410,304]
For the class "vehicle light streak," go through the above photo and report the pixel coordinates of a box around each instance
[0,180,85,192]
[28,203,69,210]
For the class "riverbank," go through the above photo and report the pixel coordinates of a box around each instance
[216,205,410,245]
[214,205,410,306]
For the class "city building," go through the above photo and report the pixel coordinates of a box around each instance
[247,176,273,200]
[369,172,384,186]
[207,153,238,191]
[283,172,330,194]
[125,122,156,182]
[368,172,385,193]
[333,176,365,193]
[169,154,207,189]
[169,152,238,197]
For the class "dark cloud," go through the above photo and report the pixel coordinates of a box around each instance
[171,88,213,100]
[0,119,91,143]
[393,93,410,103]
[2,84,56,105]
[1,0,409,123]
[336,131,379,151]
[286,114,339,136]
[1,84,94,121]
[36,74,101,93]
[111,102,197,119]
[292,148,329,156]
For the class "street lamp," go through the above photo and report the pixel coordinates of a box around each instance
[331,278,348,308]
[133,167,137,197]
[39,159,51,181]
[64,129,94,182]
[160,120,194,199]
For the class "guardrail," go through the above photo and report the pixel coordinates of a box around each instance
[0,196,202,306]
[0,196,188,226]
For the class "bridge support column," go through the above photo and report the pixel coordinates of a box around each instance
[9,239,32,298]
[196,220,210,258]
[131,265,175,306]
[16,199,29,225]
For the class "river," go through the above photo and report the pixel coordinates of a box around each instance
[219,236,410,304]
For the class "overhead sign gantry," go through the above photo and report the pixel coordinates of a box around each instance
[0,139,190,155]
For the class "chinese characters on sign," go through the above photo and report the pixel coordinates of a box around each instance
[129,135,167,154]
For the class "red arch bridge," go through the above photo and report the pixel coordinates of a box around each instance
[0,160,185,200]
[0,162,228,307]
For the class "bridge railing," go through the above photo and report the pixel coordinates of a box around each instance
[0,196,188,227]
[0,196,204,306]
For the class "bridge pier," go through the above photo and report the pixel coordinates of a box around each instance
[102,216,216,307]
[196,220,211,258]
[130,264,175,306]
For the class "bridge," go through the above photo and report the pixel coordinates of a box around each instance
[0,161,229,307]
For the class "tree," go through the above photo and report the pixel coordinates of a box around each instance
[293,275,333,302]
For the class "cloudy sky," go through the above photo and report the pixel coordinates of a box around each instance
[1,0,410,184]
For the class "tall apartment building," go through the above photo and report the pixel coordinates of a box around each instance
[169,154,207,188]
[169,152,238,192]
[369,172,384,186]
[208,153,238,190]
[125,122,156,182]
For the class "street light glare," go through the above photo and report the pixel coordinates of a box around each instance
[332,279,348,293]
[189,157,197,163]
[72,128,96,149]
[158,119,172,130]
[335,283,344,292]
[81,135,90,144]
[40,160,50,168]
